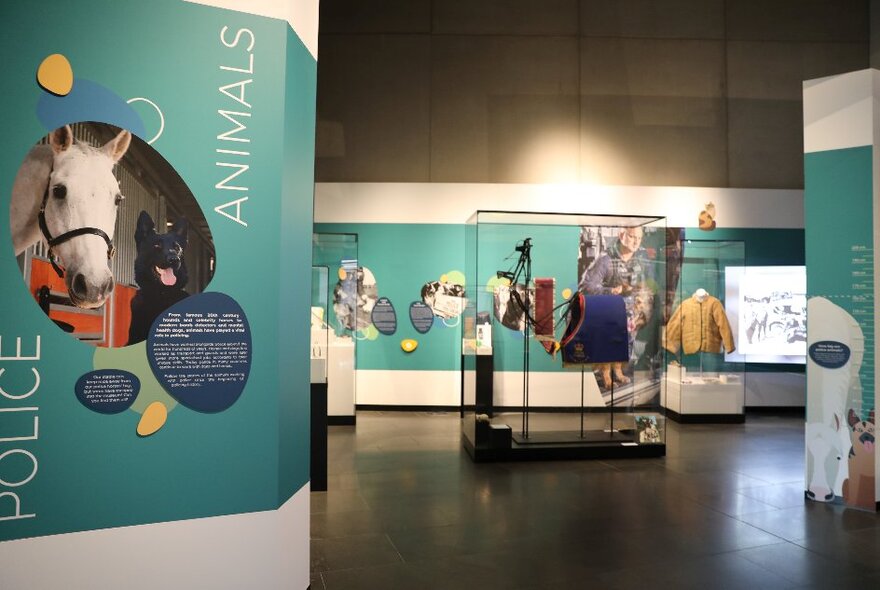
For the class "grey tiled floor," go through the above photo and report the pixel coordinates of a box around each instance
[311,412,880,590]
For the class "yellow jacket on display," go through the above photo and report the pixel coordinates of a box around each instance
[665,295,735,355]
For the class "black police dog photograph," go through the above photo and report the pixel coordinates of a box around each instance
[128,210,189,345]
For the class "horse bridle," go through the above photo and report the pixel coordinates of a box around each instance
[38,169,116,279]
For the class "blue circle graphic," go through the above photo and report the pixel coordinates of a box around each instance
[147,292,252,413]
[75,370,140,414]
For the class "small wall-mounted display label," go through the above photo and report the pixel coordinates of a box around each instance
[808,340,851,369]
[409,301,434,334]
[147,292,252,413]
[372,297,397,335]
[75,370,140,414]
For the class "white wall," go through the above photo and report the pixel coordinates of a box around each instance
[315,182,804,228]
[0,484,310,590]
[745,372,806,407]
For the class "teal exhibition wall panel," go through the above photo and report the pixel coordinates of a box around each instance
[804,144,877,510]
[277,25,317,505]
[802,69,878,512]
[805,147,874,411]
[317,223,465,371]
[0,0,314,541]
[315,222,804,374]
[804,146,877,510]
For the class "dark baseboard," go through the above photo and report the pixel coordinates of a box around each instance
[663,408,746,424]
[746,406,805,416]
[359,404,661,414]
[328,415,356,426]
[356,404,460,413]
[492,405,658,414]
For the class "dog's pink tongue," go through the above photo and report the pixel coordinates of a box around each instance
[157,267,176,286]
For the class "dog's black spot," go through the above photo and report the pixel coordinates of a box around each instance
[128,210,190,345]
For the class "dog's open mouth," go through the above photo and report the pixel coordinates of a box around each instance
[154,266,177,286]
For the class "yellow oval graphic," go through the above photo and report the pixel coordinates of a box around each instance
[401,339,418,353]
[137,401,168,437]
[37,54,74,96]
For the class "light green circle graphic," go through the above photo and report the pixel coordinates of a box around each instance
[93,342,177,414]
[444,270,465,286]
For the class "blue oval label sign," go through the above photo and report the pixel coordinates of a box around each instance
[75,370,140,414]
[147,292,252,413]
[409,301,434,334]
[371,297,397,335]
[808,340,851,369]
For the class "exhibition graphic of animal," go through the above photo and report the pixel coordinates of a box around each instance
[698,202,717,230]
[805,297,864,503]
[843,408,876,510]
[128,210,190,345]
[10,124,131,308]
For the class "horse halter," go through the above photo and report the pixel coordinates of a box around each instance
[38,169,116,279]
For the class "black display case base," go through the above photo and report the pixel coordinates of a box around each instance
[663,408,745,424]
[463,432,665,462]
[511,430,634,445]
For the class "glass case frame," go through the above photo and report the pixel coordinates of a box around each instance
[462,210,669,461]
[662,239,746,423]
[311,265,330,385]
[313,232,359,425]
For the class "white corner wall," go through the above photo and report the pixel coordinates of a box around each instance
[0,484,310,590]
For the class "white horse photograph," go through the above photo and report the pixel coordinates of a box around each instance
[11,124,129,308]
[10,122,216,347]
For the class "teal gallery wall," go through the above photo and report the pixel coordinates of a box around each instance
[315,222,805,375]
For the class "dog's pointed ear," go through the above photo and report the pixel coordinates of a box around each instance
[848,408,861,428]
[135,211,156,247]
[171,217,188,247]
[103,129,131,162]
[49,125,73,154]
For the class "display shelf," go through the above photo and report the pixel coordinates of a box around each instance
[661,363,745,423]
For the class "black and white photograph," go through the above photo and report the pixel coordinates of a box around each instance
[420,280,465,319]
[726,266,807,359]
[334,266,378,331]
[493,282,534,332]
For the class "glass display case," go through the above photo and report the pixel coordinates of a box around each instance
[662,239,746,422]
[462,211,668,461]
[311,266,330,385]
[313,233,359,425]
